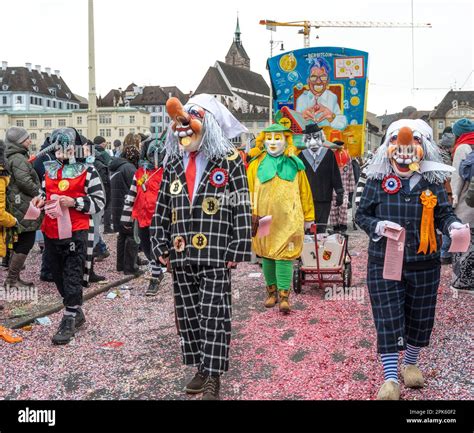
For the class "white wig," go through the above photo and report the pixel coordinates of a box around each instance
[367,119,452,184]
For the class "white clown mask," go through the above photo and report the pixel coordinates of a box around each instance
[264,131,287,157]
[304,129,326,151]
[387,126,425,178]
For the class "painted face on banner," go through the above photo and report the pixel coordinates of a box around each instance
[304,129,326,151]
[308,66,329,97]
[387,126,424,178]
[264,132,287,157]
[166,97,205,153]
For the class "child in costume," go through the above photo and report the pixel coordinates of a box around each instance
[299,124,343,233]
[151,94,252,400]
[32,128,105,345]
[355,119,466,400]
[121,136,166,296]
[328,140,354,233]
[247,124,314,313]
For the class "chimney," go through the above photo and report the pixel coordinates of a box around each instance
[25,63,32,72]
[35,64,41,72]
[1,61,7,71]
[45,67,51,76]
[54,69,60,78]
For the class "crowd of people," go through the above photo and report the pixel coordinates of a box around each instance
[0,94,472,401]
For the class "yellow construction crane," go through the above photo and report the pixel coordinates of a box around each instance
[259,19,432,48]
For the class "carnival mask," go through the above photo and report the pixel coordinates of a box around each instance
[166,97,204,153]
[387,126,424,178]
[264,132,286,157]
[304,129,326,151]
[51,128,79,163]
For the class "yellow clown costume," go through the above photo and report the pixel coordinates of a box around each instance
[247,124,314,313]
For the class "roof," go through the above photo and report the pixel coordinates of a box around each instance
[225,41,250,62]
[125,82,137,92]
[0,66,79,102]
[216,61,269,95]
[194,67,233,97]
[74,93,89,109]
[100,89,124,107]
[161,86,189,104]
[233,111,269,122]
[377,106,431,130]
[234,91,270,108]
[430,90,474,118]
[130,86,168,106]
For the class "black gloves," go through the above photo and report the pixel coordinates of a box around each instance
[335,193,344,207]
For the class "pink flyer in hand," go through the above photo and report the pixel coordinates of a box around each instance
[448,224,471,253]
[383,227,406,281]
[24,201,41,220]
[257,215,272,238]
[50,194,72,239]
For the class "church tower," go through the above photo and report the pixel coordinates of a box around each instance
[225,16,251,70]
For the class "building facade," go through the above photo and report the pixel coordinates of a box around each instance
[429,90,474,140]
[0,107,150,153]
[0,62,80,112]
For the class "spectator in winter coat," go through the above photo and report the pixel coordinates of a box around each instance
[93,136,112,166]
[110,145,140,274]
[4,127,43,289]
[0,139,17,310]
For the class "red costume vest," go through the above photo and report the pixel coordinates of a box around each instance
[42,168,89,239]
[333,148,351,168]
[132,167,163,228]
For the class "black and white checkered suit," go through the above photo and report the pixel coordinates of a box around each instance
[151,152,252,375]
[355,177,460,353]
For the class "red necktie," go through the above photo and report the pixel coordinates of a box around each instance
[185,151,198,202]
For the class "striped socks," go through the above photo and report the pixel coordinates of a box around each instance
[150,261,163,279]
[380,353,399,382]
[403,344,421,366]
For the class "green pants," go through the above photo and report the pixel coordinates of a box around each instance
[262,258,293,291]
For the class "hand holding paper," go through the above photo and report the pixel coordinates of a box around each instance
[257,215,272,238]
[448,223,471,253]
[23,201,42,220]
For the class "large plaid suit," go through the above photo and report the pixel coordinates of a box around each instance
[151,152,252,375]
[355,177,459,354]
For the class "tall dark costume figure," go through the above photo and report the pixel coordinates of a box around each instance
[299,124,343,233]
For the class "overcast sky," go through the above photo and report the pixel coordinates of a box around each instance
[1,0,473,115]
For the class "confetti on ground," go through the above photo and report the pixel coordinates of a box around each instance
[0,230,472,400]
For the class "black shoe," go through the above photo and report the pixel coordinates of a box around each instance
[145,274,164,296]
[75,308,86,329]
[52,315,76,345]
[185,371,209,394]
[89,271,106,283]
[137,256,149,267]
[440,257,453,265]
[124,268,140,276]
[103,227,114,234]
[95,250,110,262]
[339,225,348,233]
[40,274,55,282]
[202,376,220,400]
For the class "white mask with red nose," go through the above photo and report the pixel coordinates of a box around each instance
[387,126,424,178]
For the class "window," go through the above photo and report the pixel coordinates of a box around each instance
[31,132,37,140]
[77,129,82,135]
[158,126,163,133]
[129,128,135,134]
[47,100,51,108]
[2,96,6,105]
[77,116,82,125]
[99,114,112,124]
[118,116,124,125]
[99,129,105,136]
[44,119,52,127]
[30,119,37,127]
[129,115,135,124]
[30,96,34,104]
[158,116,163,124]
[58,119,66,126]
[16,95,23,104]
[58,102,63,110]
[150,126,156,134]
[119,128,124,137]
[53,101,56,108]
[2,85,8,90]
[105,129,111,137]
[438,120,444,130]
[16,120,24,127]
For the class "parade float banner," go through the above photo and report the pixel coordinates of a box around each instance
[268,47,369,156]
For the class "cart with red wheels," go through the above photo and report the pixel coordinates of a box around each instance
[293,224,352,293]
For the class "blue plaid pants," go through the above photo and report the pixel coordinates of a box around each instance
[367,261,440,354]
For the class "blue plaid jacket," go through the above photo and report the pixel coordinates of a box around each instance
[355,177,460,265]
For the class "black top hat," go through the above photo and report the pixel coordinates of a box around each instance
[303,123,322,135]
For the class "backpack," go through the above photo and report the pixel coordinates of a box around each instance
[459,150,474,182]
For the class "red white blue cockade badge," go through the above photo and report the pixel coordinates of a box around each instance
[209,168,229,188]
[382,174,402,194]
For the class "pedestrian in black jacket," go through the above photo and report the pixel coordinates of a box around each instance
[110,145,139,274]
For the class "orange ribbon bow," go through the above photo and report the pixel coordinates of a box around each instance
[417,190,438,255]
